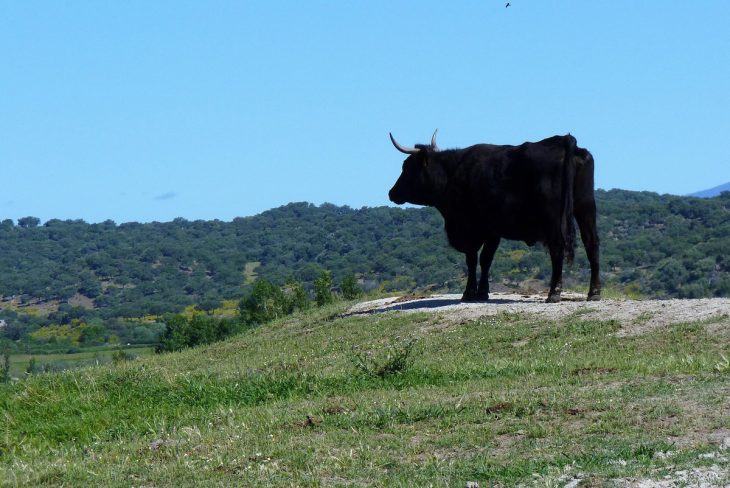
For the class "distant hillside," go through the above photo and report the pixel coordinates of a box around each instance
[689,181,730,198]
[1,189,729,319]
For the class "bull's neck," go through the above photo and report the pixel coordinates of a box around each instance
[426,152,458,214]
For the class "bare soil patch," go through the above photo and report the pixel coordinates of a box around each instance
[68,293,95,309]
[349,292,730,336]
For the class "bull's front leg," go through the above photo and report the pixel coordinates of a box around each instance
[546,243,564,303]
[461,251,479,302]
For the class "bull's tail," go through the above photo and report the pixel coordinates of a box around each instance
[562,134,577,265]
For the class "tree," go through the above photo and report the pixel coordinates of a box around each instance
[157,313,242,352]
[340,273,362,299]
[239,279,288,324]
[283,279,311,312]
[78,322,106,345]
[26,357,37,375]
[314,271,334,306]
[17,216,40,228]
[0,349,9,383]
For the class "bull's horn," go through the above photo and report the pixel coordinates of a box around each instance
[430,129,438,150]
[389,133,419,155]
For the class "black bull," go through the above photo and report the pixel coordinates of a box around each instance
[388,131,601,303]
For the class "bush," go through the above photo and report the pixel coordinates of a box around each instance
[26,356,37,375]
[283,279,311,313]
[112,348,135,363]
[340,273,362,300]
[314,271,334,306]
[156,314,245,352]
[239,279,288,325]
[349,336,419,379]
[238,278,312,328]
[1,349,10,383]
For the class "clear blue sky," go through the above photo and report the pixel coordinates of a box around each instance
[2,1,729,224]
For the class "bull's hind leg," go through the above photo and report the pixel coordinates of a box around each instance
[476,236,500,300]
[546,243,564,303]
[575,200,601,301]
[461,251,479,302]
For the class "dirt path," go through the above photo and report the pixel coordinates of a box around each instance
[349,292,730,336]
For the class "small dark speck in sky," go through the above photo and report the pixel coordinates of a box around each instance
[154,192,178,201]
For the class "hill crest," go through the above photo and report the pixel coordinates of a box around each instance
[689,181,730,198]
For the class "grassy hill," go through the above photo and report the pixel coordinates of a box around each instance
[2,299,728,486]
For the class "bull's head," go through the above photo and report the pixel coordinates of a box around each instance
[388,129,439,206]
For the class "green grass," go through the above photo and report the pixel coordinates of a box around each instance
[1,302,728,486]
[6,346,155,378]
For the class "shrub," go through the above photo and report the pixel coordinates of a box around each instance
[283,279,311,313]
[0,349,9,382]
[239,279,288,325]
[340,273,362,300]
[112,348,135,363]
[349,336,419,379]
[156,314,245,352]
[314,271,334,306]
[26,356,37,375]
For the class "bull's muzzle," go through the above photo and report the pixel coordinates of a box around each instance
[388,187,406,205]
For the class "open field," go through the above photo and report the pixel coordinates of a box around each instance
[1,297,728,486]
[6,346,156,378]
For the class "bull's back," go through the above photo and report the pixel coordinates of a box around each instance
[464,137,573,243]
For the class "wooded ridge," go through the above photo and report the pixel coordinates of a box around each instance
[1,189,728,322]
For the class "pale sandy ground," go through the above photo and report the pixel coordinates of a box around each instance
[348,292,730,337]
[348,293,730,487]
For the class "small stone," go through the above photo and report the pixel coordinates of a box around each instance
[465,482,479,488]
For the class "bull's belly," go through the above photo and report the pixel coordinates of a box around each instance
[445,226,544,253]
[501,229,543,246]
[446,233,481,253]
[444,211,551,252]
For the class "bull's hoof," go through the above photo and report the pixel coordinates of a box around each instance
[461,289,480,302]
[462,289,489,302]
[545,293,561,303]
[587,292,601,301]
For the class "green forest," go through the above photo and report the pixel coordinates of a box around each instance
[1,189,729,357]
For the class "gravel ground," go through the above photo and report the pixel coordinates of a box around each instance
[348,292,730,337]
